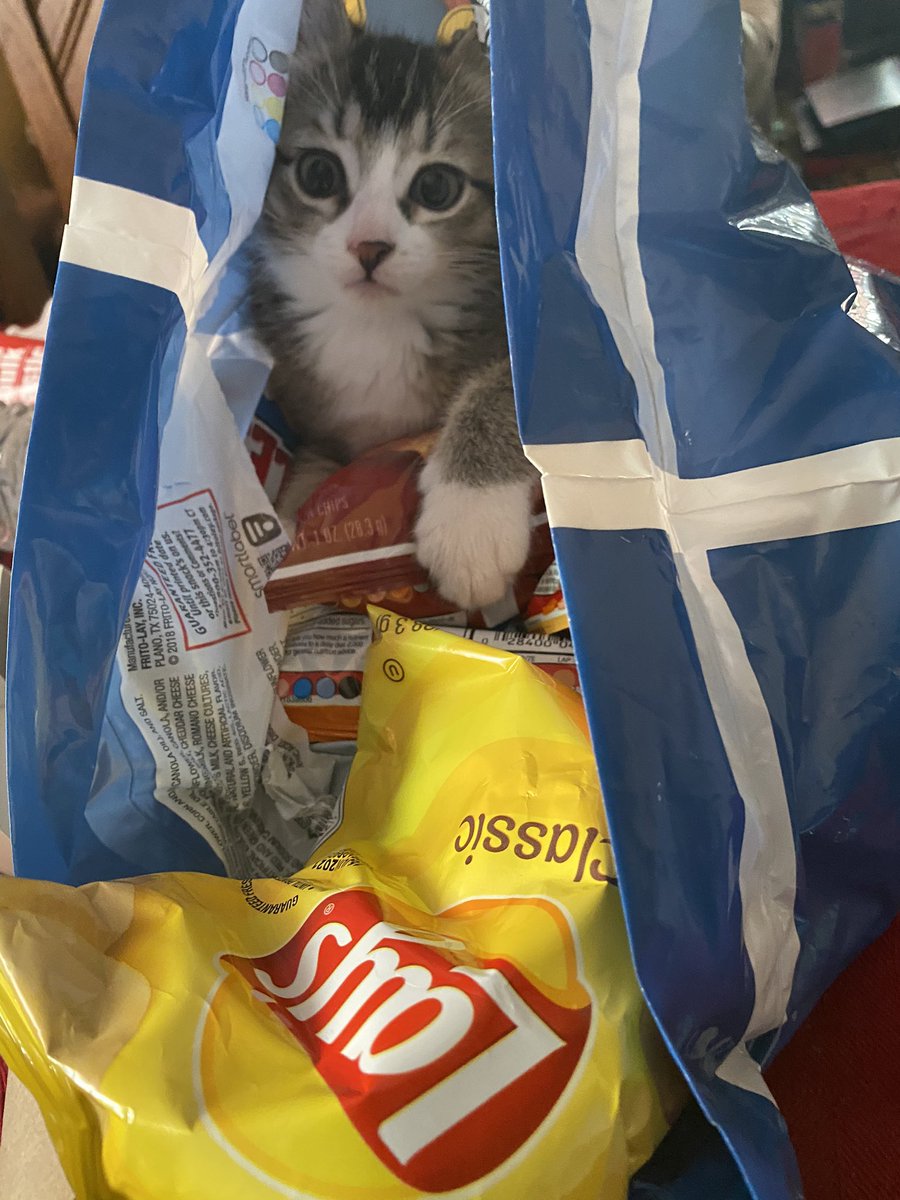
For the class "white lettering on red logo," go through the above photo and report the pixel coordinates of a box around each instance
[225,889,591,1190]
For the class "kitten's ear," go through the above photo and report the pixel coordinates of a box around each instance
[443,24,484,62]
[440,23,490,103]
[441,23,489,85]
[297,0,353,54]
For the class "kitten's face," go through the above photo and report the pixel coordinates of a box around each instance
[260,2,497,332]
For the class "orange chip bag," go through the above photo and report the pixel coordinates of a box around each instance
[0,615,684,1199]
[265,434,554,627]
[523,560,570,635]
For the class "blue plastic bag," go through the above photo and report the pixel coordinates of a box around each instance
[7,0,900,1196]
[7,0,353,885]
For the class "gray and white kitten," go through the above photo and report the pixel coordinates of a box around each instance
[250,0,536,611]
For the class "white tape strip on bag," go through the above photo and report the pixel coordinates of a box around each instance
[562,0,803,1098]
[61,178,209,319]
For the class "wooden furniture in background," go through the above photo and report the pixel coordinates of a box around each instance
[0,162,48,324]
[0,0,103,214]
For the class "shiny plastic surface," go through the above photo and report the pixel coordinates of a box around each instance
[0,620,683,1199]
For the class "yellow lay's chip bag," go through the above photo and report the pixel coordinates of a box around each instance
[0,614,683,1199]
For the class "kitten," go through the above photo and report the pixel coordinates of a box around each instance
[250,0,536,611]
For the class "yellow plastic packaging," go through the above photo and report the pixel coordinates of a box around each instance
[0,613,684,1199]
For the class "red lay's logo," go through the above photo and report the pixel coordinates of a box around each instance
[222,889,592,1191]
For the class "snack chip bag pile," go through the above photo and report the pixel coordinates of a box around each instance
[0,617,682,1200]
[279,612,579,742]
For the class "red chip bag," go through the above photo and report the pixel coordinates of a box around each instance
[0,333,43,405]
[0,331,43,557]
[265,434,553,626]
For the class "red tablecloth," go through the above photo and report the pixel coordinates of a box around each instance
[813,182,900,278]
[767,922,900,1200]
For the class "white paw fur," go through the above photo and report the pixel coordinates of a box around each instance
[414,466,534,611]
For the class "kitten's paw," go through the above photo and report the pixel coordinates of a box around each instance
[414,473,534,611]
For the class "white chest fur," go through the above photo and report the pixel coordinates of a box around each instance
[304,299,438,459]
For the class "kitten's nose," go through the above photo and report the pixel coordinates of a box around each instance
[352,240,394,276]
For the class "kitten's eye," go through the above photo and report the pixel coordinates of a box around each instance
[409,164,465,212]
[296,150,345,200]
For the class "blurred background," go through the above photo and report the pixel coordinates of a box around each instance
[0,0,101,325]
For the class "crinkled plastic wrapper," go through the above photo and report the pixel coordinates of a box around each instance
[265,433,554,627]
[278,613,579,742]
[0,620,683,1200]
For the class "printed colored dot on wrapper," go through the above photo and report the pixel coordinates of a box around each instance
[316,678,337,700]
[249,37,267,61]
[264,119,281,143]
[249,60,266,85]
[263,95,284,119]
[268,72,287,97]
[338,676,362,700]
[269,49,290,72]
[292,677,313,701]
[277,678,290,699]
